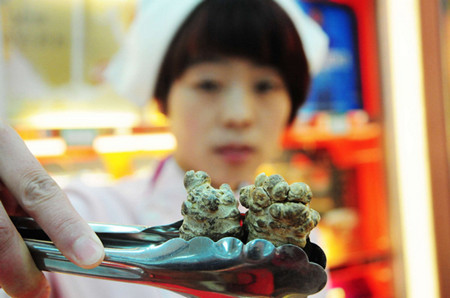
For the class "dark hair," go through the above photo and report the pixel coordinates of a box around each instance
[154,0,310,124]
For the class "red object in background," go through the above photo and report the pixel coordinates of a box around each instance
[283,121,390,253]
[283,122,394,297]
[330,260,394,298]
[284,1,394,297]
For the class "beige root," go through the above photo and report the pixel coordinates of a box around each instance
[179,170,242,241]
[240,173,320,248]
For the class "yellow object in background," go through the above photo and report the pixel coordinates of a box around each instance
[99,152,134,179]
[4,0,72,85]
[3,0,136,86]
[2,0,139,130]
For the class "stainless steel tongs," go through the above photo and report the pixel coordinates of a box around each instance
[12,216,327,298]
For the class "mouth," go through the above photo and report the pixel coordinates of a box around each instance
[214,144,255,164]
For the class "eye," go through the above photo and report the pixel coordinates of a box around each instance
[254,80,279,94]
[195,79,221,92]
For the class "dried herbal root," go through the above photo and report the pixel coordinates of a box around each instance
[240,173,320,247]
[180,170,242,241]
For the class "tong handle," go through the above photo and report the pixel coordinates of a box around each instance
[12,216,182,246]
[25,238,148,281]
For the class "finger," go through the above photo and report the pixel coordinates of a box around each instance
[0,202,51,297]
[0,120,104,268]
[0,180,28,216]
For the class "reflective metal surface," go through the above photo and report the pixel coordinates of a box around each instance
[12,216,327,297]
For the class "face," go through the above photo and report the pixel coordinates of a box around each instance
[167,57,291,189]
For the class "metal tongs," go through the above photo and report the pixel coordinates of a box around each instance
[12,216,327,298]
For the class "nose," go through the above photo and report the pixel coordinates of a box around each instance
[220,84,255,129]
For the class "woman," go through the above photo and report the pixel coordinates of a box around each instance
[0,0,328,297]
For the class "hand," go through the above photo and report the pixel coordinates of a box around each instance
[0,120,105,297]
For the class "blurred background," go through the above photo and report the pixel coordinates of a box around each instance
[0,0,449,297]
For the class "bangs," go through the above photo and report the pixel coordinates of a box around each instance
[181,1,281,64]
[169,0,303,70]
[155,0,310,123]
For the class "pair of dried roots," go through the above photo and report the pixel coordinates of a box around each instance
[179,170,320,248]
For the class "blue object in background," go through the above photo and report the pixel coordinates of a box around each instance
[297,1,363,115]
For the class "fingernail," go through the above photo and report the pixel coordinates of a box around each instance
[72,235,104,267]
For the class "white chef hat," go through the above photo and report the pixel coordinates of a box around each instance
[104,0,329,106]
